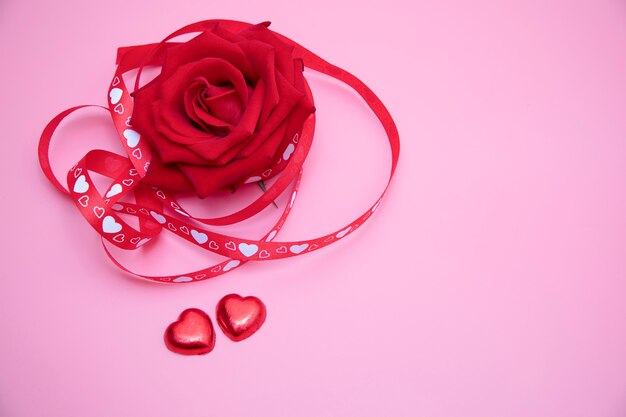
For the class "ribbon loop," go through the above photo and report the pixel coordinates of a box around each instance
[38,19,399,283]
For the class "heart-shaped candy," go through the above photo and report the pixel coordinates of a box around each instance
[164,308,215,355]
[216,294,267,342]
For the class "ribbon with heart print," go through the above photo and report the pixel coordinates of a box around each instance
[38,19,400,283]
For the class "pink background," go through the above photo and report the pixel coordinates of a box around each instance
[2,0,626,416]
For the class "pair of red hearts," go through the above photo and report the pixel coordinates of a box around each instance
[164,294,266,355]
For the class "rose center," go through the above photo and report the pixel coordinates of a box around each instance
[184,78,247,137]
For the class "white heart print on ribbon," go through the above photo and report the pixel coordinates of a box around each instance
[78,195,89,207]
[290,243,309,254]
[106,184,122,198]
[174,209,189,217]
[102,216,122,234]
[73,175,89,194]
[135,238,151,247]
[223,260,240,272]
[336,226,351,239]
[191,230,208,245]
[238,243,259,257]
[109,88,122,105]
[123,129,140,148]
[265,230,278,242]
[93,206,105,219]
[150,211,166,224]
[282,143,295,160]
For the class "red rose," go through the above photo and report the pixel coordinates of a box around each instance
[131,22,315,197]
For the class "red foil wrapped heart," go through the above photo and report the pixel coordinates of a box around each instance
[164,308,216,355]
[216,294,267,341]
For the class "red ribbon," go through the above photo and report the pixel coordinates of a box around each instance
[38,19,400,283]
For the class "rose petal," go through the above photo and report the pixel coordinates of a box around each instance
[237,40,280,127]
[183,78,236,134]
[147,108,211,164]
[211,22,249,44]
[161,30,255,81]
[141,153,194,193]
[179,123,286,197]
[200,88,245,126]
[241,24,295,84]
[237,70,305,158]
[187,79,266,163]
[158,58,249,140]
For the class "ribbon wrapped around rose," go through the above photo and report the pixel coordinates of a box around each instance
[38,19,400,283]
